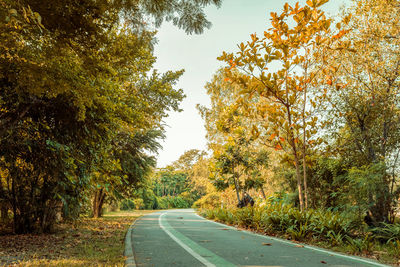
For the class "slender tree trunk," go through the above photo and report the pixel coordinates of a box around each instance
[0,204,8,222]
[260,187,266,200]
[232,164,241,203]
[93,188,106,218]
[302,156,308,209]
[286,104,304,211]
[294,154,304,211]
[302,67,309,210]
[0,184,8,223]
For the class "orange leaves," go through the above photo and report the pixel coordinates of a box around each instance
[332,29,350,40]
[279,137,285,142]
[250,33,258,42]
[229,60,236,69]
[269,133,277,141]
[325,75,333,85]
[274,144,282,151]
[284,3,289,12]
[306,0,329,8]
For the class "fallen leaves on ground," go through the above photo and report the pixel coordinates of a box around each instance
[0,210,154,266]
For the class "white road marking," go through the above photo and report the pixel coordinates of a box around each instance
[194,213,389,267]
[159,211,216,267]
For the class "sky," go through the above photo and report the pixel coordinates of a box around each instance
[153,0,348,168]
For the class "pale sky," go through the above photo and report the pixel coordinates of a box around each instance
[153,0,348,168]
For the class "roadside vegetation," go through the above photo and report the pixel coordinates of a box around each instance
[1,0,400,265]
[192,0,400,265]
[0,0,220,234]
[0,210,154,266]
[199,200,400,265]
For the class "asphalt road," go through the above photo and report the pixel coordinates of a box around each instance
[127,209,389,267]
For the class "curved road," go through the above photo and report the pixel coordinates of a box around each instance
[126,209,388,267]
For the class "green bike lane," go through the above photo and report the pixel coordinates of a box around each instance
[129,209,389,267]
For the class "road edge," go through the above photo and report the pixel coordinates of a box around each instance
[124,217,138,267]
[194,210,390,267]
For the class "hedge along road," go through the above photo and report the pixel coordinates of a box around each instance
[126,209,389,267]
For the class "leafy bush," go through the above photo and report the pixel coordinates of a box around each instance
[119,198,145,210]
[201,200,359,244]
[193,192,222,209]
[371,223,400,243]
[119,199,135,210]
[154,195,191,209]
[345,234,374,254]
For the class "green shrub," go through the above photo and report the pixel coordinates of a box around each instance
[119,199,135,210]
[345,234,374,254]
[371,223,400,243]
[193,192,221,209]
[287,223,313,241]
[311,210,355,239]
[388,240,400,259]
[201,201,360,244]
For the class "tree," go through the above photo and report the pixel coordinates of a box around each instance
[218,0,332,210]
[200,70,270,203]
[1,0,222,232]
[172,149,206,172]
[320,0,400,223]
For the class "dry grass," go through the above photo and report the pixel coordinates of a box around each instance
[0,210,155,266]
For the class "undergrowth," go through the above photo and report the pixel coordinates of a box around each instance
[200,203,400,266]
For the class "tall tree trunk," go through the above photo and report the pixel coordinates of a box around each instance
[93,188,106,218]
[302,82,308,210]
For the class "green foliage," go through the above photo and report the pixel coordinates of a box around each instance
[201,201,358,243]
[345,234,374,254]
[372,223,400,243]
[307,157,348,209]
[193,192,222,209]
[120,199,136,210]
[1,0,220,232]
[345,163,390,220]
[154,195,192,209]
[387,240,400,259]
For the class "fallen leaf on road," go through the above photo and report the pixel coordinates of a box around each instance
[321,260,327,264]
[295,245,304,248]
[262,243,272,246]
[220,228,229,230]
[199,240,211,243]
[177,217,183,219]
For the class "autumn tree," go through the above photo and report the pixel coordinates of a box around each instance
[218,0,333,211]
[199,70,270,204]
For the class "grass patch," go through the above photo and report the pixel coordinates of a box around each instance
[0,210,154,266]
